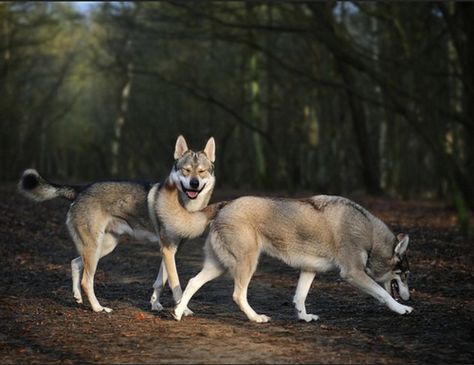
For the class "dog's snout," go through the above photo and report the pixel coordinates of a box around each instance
[190,178,199,189]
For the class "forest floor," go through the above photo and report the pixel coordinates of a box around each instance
[0,183,473,364]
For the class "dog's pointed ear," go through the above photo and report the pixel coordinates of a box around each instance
[174,135,188,160]
[394,234,409,256]
[203,137,215,163]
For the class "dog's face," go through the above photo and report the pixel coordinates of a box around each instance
[382,234,411,301]
[170,135,216,200]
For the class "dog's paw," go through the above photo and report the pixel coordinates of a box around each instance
[401,305,413,315]
[92,306,113,313]
[298,313,319,322]
[171,309,183,321]
[150,301,164,312]
[183,307,194,317]
[389,299,414,315]
[74,296,83,304]
[253,314,271,323]
[392,302,413,315]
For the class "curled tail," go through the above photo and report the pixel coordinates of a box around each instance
[18,168,81,202]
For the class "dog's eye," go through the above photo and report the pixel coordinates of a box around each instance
[198,169,207,174]
[182,168,191,174]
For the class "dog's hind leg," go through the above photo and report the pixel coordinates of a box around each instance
[71,256,84,304]
[232,271,270,323]
[67,214,85,306]
[100,232,118,258]
[231,249,270,323]
[150,260,167,311]
[80,232,117,313]
[172,254,224,321]
[81,250,111,313]
[293,271,319,322]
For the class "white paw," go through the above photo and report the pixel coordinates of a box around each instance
[253,314,271,323]
[183,307,194,317]
[74,295,83,304]
[392,302,413,315]
[151,301,164,312]
[172,309,183,321]
[93,306,113,313]
[298,313,319,322]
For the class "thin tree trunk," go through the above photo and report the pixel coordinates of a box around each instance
[246,4,266,187]
[111,47,133,177]
[337,62,382,194]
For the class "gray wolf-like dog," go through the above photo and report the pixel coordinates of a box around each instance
[153,179,413,323]
[18,135,216,314]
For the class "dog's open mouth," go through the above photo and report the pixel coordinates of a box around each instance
[390,279,400,301]
[180,182,205,200]
[186,190,199,199]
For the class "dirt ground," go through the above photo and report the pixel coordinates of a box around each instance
[0,183,473,364]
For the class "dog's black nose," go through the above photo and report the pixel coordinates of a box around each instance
[190,178,199,189]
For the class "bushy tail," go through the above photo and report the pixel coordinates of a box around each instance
[18,168,81,202]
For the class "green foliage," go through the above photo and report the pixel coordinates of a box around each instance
[452,180,472,237]
[1,2,473,229]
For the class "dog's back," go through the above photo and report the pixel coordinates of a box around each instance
[173,192,413,321]
[68,181,152,232]
[209,195,394,273]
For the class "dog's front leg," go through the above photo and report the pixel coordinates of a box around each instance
[150,260,168,311]
[161,245,194,316]
[293,271,319,322]
[341,269,413,315]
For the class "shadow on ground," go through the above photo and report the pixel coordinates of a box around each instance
[0,184,473,363]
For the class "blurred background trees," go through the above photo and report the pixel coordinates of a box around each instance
[1,2,472,226]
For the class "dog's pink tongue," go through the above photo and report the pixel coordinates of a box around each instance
[187,191,198,199]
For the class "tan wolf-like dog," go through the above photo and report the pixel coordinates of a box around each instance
[153,179,413,323]
[18,136,216,314]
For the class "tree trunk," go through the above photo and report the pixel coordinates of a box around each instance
[458,4,474,209]
[246,4,266,187]
[111,48,133,177]
[337,62,382,194]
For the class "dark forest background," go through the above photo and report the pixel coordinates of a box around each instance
[1,2,472,231]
